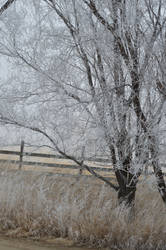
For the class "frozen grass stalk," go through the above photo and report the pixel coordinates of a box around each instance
[0,166,165,249]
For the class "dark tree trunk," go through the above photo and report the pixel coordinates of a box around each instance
[116,170,137,207]
[153,163,166,203]
[116,165,138,222]
[115,155,139,208]
[150,141,166,203]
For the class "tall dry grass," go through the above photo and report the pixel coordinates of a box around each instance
[0,166,165,249]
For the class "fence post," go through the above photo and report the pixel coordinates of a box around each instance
[79,146,85,175]
[19,140,24,170]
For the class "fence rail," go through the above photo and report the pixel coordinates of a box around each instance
[0,142,165,177]
[0,150,110,163]
[0,142,114,177]
[0,159,114,173]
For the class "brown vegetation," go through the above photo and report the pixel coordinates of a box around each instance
[0,165,165,249]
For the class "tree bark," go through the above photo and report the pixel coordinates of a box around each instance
[118,181,136,207]
[116,156,138,207]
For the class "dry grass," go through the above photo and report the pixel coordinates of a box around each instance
[0,165,165,249]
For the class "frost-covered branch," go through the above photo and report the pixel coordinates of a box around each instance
[0,0,15,15]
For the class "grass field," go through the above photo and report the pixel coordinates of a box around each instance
[0,164,165,249]
[0,147,166,249]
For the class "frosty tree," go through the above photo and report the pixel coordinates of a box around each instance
[0,0,166,207]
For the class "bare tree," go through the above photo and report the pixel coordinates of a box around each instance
[0,0,166,208]
[81,0,166,204]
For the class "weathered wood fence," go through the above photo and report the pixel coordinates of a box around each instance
[0,141,165,177]
[0,141,114,176]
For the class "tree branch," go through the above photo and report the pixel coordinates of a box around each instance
[0,0,15,15]
[83,0,129,64]
[0,115,119,191]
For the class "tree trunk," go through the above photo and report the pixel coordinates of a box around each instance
[116,168,137,221]
[116,170,137,207]
[150,138,166,203]
[114,154,138,208]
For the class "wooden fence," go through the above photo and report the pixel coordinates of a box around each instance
[0,141,165,177]
[0,141,114,177]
